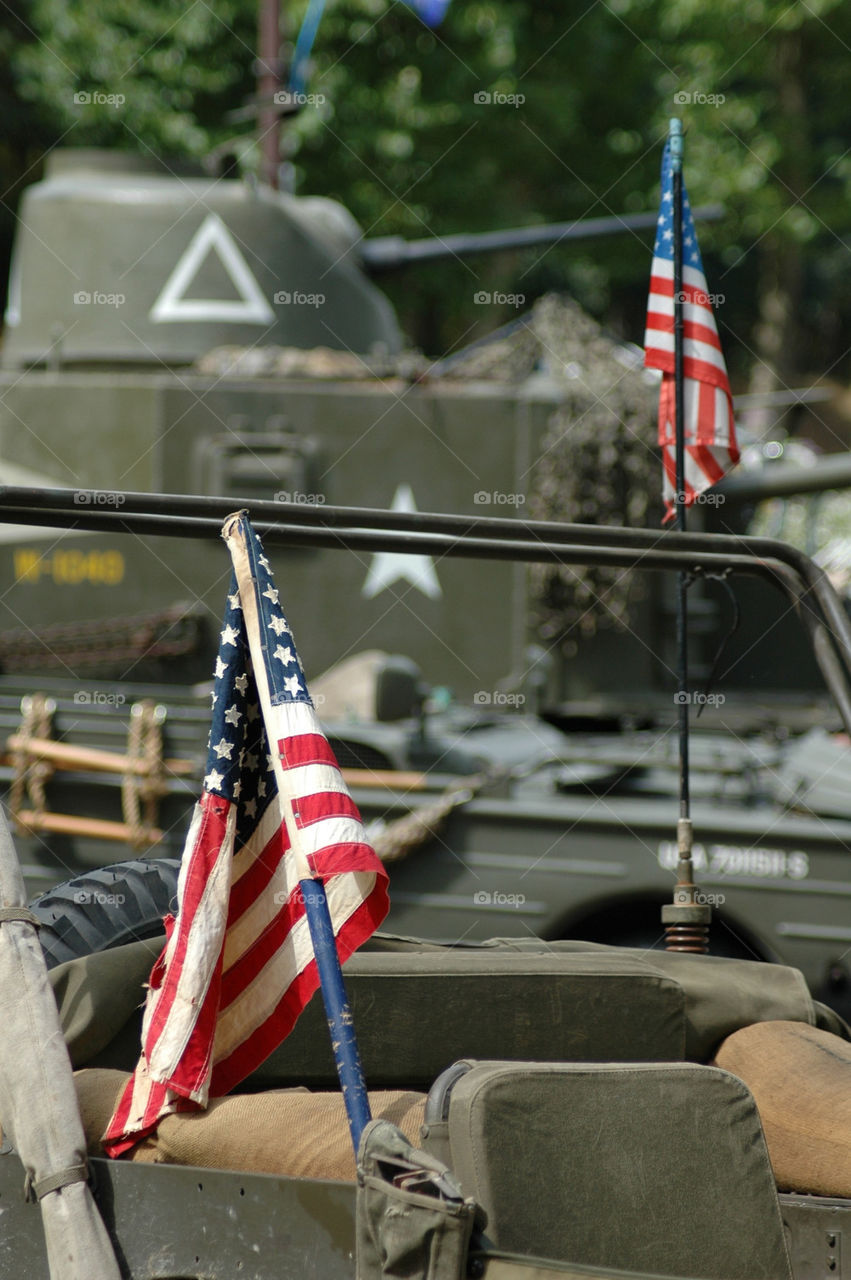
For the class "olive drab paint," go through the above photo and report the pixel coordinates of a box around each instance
[0,148,830,703]
[3,150,400,366]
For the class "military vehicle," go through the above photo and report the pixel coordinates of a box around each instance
[0,146,723,704]
[0,489,848,1020]
[2,496,851,1279]
[3,145,851,1020]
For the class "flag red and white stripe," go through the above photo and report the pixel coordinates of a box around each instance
[103,514,389,1156]
[644,144,738,520]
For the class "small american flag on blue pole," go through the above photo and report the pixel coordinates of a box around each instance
[104,514,389,1156]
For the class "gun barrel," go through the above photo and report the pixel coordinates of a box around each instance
[360,204,725,271]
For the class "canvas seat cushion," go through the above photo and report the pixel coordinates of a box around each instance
[436,1059,791,1279]
[714,1019,851,1198]
[73,1068,425,1183]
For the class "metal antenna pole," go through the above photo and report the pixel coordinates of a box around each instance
[663,118,710,953]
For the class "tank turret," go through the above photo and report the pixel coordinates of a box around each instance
[3,150,402,368]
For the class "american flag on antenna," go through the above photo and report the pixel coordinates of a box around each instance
[104,514,389,1156]
[644,142,739,521]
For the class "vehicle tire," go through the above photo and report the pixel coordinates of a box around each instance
[29,857,181,970]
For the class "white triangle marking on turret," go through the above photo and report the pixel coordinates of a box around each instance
[149,213,275,325]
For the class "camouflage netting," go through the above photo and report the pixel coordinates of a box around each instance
[442,295,663,646]
[194,345,428,381]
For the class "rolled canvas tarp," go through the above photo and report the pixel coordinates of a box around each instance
[0,809,120,1280]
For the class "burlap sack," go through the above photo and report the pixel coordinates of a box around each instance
[73,1069,425,1183]
[714,1019,851,1196]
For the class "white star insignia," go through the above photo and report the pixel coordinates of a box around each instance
[221,623,239,647]
[213,737,234,760]
[224,704,242,726]
[245,751,259,771]
[233,780,242,798]
[215,656,227,679]
[235,672,249,694]
[257,779,267,798]
[262,584,279,606]
[273,644,294,665]
[266,753,276,771]
[211,692,218,707]
[205,769,224,791]
[244,797,257,818]
[228,593,241,611]
[284,674,302,697]
[268,615,289,636]
[247,702,259,722]
[259,555,270,569]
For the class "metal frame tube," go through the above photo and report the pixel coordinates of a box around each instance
[1,486,850,729]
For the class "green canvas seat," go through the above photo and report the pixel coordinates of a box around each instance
[423,1059,793,1280]
[55,942,687,1087]
[52,939,821,1090]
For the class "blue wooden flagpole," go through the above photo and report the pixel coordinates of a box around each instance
[299,877,372,1153]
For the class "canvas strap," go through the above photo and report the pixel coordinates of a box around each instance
[0,907,40,927]
[24,1163,88,1202]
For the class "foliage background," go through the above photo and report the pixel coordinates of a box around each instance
[3,0,851,417]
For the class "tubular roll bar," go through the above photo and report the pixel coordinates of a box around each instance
[1,485,850,732]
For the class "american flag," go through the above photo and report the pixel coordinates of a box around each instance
[103,513,389,1156]
[644,142,738,520]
